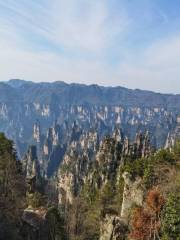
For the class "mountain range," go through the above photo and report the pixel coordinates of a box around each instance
[0,79,179,172]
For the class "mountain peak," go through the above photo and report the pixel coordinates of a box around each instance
[7,79,33,88]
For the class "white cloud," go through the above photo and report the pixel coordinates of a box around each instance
[114,35,180,93]
[0,0,128,52]
[0,0,127,84]
[47,0,128,52]
[0,34,111,84]
[0,0,179,93]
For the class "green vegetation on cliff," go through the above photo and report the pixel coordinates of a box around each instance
[0,132,179,240]
[0,133,26,240]
[62,139,180,240]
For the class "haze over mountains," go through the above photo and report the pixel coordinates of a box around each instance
[1,79,180,107]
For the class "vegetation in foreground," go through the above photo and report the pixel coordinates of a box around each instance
[0,133,179,239]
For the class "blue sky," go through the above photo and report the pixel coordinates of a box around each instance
[0,0,180,93]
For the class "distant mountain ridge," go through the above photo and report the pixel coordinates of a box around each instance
[1,79,180,111]
[0,79,180,165]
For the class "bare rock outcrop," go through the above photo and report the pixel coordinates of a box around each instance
[121,172,144,222]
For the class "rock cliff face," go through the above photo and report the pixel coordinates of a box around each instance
[58,129,99,204]
[57,130,151,205]
[19,108,179,179]
[23,146,39,179]
[23,146,40,192]
[98,170,145,240]
[120,172,144,221]
[21,207,64,240]
[165,116,180,149]
[21,208,48,240]
[100,215,128,240]
[57,130,153,240]
[99,173,144,240]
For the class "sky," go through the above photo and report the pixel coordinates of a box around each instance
[0,0,180,93]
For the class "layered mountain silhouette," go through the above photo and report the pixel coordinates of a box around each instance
[0,79,179,161]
